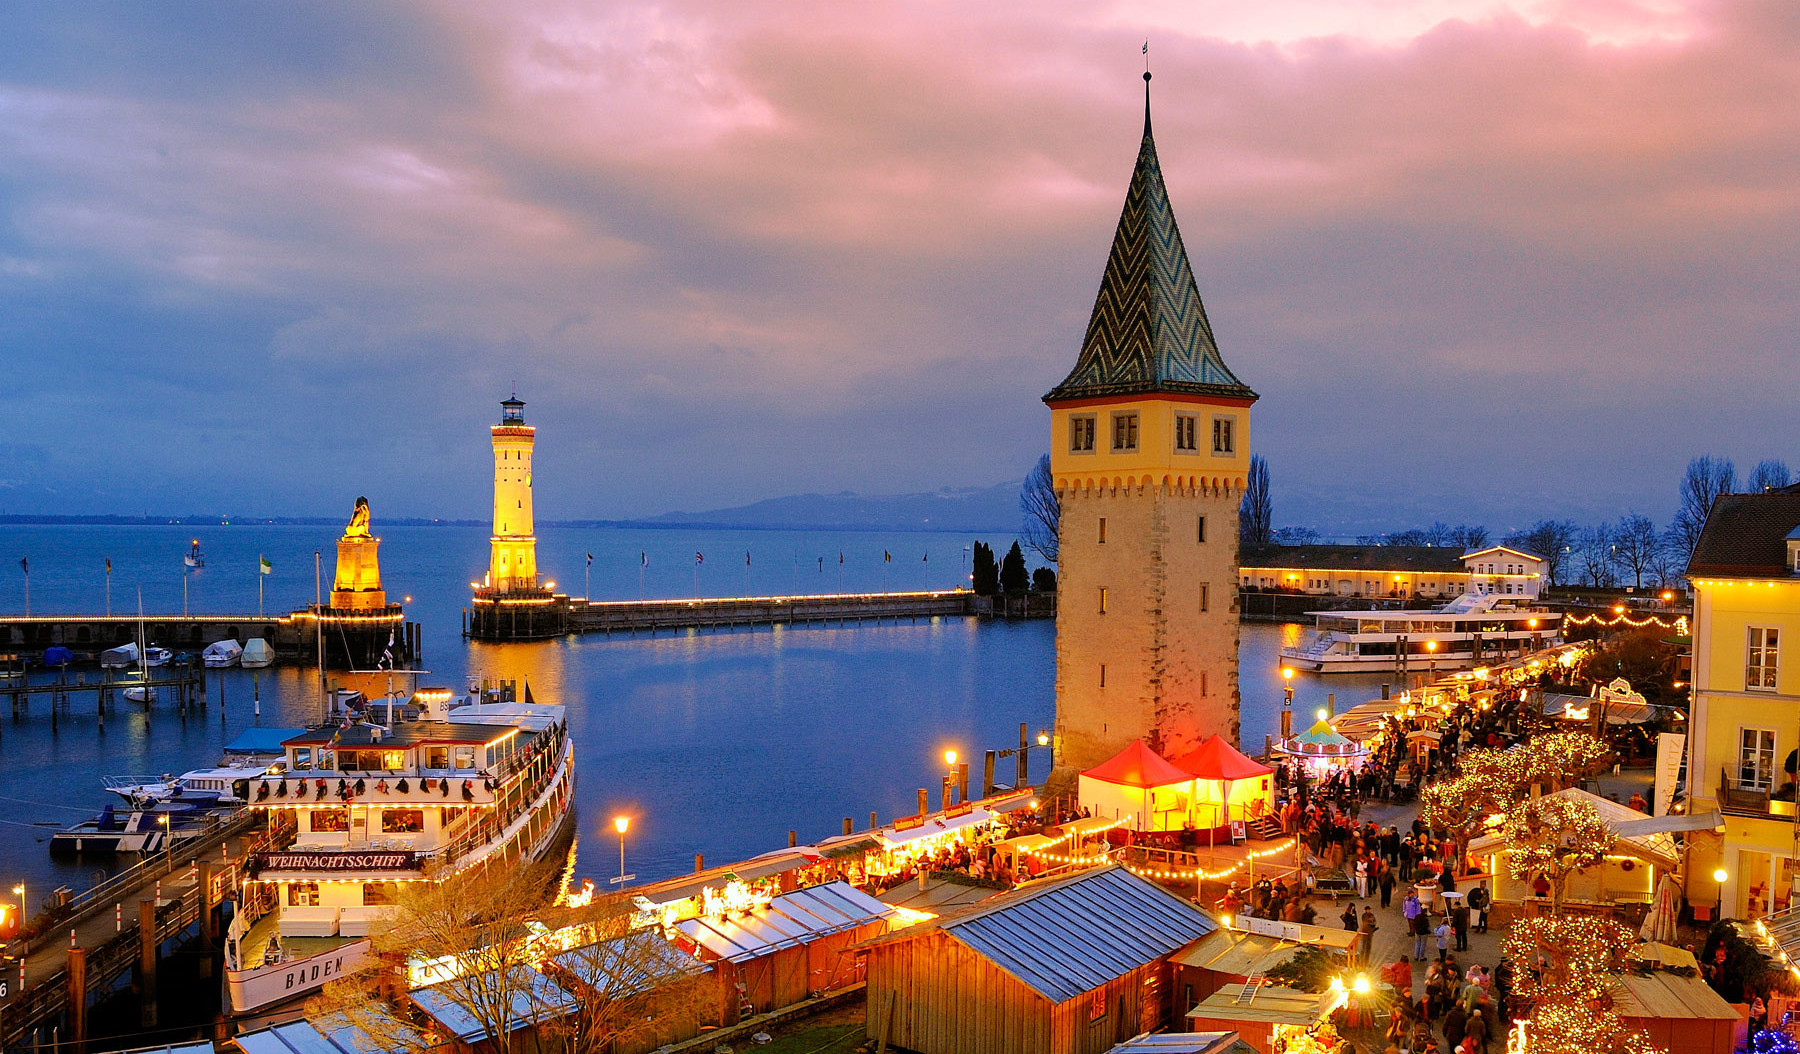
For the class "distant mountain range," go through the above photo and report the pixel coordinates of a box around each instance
[574,480,1025,533]
[0,481,1027,534]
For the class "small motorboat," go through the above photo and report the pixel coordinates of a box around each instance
[50,795,231,856]
[104,728,299,808]
[202,639,243,667]
[143,646,173,668]
[101,642,140,669]
[119,671,157,704]
[240,638,274,669]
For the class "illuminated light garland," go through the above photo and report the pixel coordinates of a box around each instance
[1017,818,1128,856]
[1564,613,1688,633]
[1120,839,1298,882]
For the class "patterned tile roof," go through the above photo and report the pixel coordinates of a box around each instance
[1046,75,1257,405]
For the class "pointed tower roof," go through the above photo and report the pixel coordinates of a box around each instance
[1046,73,1257,405]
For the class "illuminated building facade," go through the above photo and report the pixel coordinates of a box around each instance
[1044,74,1256,774]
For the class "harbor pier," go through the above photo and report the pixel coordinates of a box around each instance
[0,611,420,670]
[464,588,1056,641]
[0,811,291,1051]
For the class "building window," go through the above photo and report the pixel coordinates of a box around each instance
[1200,671,1208,697]
[1174,414,1198,452]
[1740,728,1777,790]
[1211,417,1234,455]
[1098,517,1107,544]
[1099,664,1107,688]
[1069,415,1097,453]
[1098,587,1108,614]
[1200,584,1209,613]
[1197,516,1206,543]
[1749,627,1780,691]
[1111,413,1139,451]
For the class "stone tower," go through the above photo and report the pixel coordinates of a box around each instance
[1044,73,1258,775]
[487,395,539,592]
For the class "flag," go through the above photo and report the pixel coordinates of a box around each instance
[641,552,647,567]
[105,557,112,574]
[884,550,891,563]
[695,552,704,564]
[838,552,844,564]
[380,630,395,669]
[18,557,25,574]
[1142,40,1148,55]
[745,550,751,566]
[586,553,593,566]
[259,556,272,575]
[818,557,823,571]
[923,552,928,562]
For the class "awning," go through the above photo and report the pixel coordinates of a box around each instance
[674,881,894,963]
[411,967,576,1042]
[880,808,995,847]
[1613,812,1724,837]
[1083,741,1195,789]
[225,728,307,755]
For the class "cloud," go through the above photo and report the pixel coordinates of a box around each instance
[0,0,1793,530]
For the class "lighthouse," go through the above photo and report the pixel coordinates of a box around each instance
[487,395,539,592]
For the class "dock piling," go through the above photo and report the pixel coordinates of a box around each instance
[137,899,158,1027]
[65,946,86,1054]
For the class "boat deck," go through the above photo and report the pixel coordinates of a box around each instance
[238,910,358,971]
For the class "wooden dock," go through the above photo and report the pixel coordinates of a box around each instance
[0,611,421,670]
[464,589,1056,641]
[0,811,292,1051]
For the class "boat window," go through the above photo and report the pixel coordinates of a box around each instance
[311,810,349,833]
[427,747,450,769]
[1359,620,1385,633]
[290,748,313,771]
[454,747,476,769]
[287,883,320,907]
[381,810,424,833]
[383,751,407,772]
[363,882,400,906]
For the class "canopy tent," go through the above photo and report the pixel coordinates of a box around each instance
[1078,742,1197,832]
[1273,719,1369,775]
[1170,735,1276,827]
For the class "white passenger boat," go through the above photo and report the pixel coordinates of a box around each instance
[203,639,244,667]
[1279,593,1561,674]
[223,687,575,1014]
[241,638,275,668]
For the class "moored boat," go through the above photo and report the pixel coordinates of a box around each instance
[1279,592,1561,674]
[241,638,275,668]
[203,639,244,667]
[50,795,235,856]
[224,686,575,1014]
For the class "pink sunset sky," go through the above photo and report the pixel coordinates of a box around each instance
[0,0,1794,532]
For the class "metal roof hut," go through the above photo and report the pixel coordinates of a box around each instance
[669,880,897,1026]
[858,864,1218,1054]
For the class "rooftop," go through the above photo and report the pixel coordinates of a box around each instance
[1687,493,1800,577]
[1045,75,1255,406]
[1241,544,1467,574]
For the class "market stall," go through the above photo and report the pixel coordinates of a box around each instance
[1469,788,1675,908]
[1186,983,1344,1054]
[1171,735,1276,831]
[1079,741,1199,832]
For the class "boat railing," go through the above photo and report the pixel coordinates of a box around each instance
[435,738,571,869]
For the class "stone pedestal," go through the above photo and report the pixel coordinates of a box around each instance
[331,536,386,610]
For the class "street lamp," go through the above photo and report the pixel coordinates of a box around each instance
[1715,866,1729,919]
[1426,639,1438,684]
[610,816,636,888]
[11,884,23,931]
[1281,667,1296,739]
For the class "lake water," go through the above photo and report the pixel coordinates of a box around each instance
[0,524,1397,899]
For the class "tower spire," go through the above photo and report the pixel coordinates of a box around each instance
[1143,70,1152,138]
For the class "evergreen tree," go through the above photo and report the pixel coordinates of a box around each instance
[1031,567,1057,593]
[1000,542,1030,595]
[971,541,1000,596]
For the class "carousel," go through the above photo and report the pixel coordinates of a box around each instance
[1273,717,1369,776]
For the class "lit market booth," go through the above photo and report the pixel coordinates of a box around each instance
[669,880,898,1023]
[1612,945,1741,1054]
[411,965,578,1054]
[1175,916,1358,1009]
[1080,741,1202,832]
[1468,787,1675,914]
[1271,720,1367,779]
[1170,735,1276,832]
[1186,983,1347,1054]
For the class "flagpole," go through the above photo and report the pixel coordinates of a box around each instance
[22,563,28,617]
[639,553,645,601]
[183,566,189,617]
[105,562,111,617]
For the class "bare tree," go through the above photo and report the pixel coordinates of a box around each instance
[1450,524,1489,549]
[1018,454,1059,564]
[1610,513,1660,590]
[1508,520,1579,586]
[1668,455,1736,560]
[1578,522,1617,587]
[1749,459,1792,492]
[1240,454,1272,547]
[1650,526,1685,587]
[1273,525,1321,544]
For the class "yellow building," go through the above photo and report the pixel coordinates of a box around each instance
[1045,73,1256,774]
[1684,491,1800,919]
[486,395,539,593]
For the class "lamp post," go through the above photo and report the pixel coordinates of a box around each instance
[610,816,636,888]
[1281,667,1295,739]
[1528,617,1540,654]
[12,883,24,932]
[1715,866,1729,920]
[1426,639,1438,686]
[160,814,172,867]
[942,749,958,809]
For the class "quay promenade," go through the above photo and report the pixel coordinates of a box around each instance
[464,587,1055,640]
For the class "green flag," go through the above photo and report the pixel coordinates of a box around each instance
[259,555,273,575]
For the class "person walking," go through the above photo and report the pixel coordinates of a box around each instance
[1434,918,1452,962]
[1380,865,1398,909]
[1451,899,1470,952]
[1360,906,1380,965]
[1468,882,1490,934]
[1465,1008,1490,1052]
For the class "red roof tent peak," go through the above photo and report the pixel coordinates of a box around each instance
[1082,740,1195,788]
[1169,734,1273,781]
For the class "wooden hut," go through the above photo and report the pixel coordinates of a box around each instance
[859,864,1218,1054]
[409,966,578,1054]
[1185,984,1340,1054]
[670,880,895,1024]
[1173,920,1357,1012]
[1612,968,1742,1054]
[1106,1031,1258,1054]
